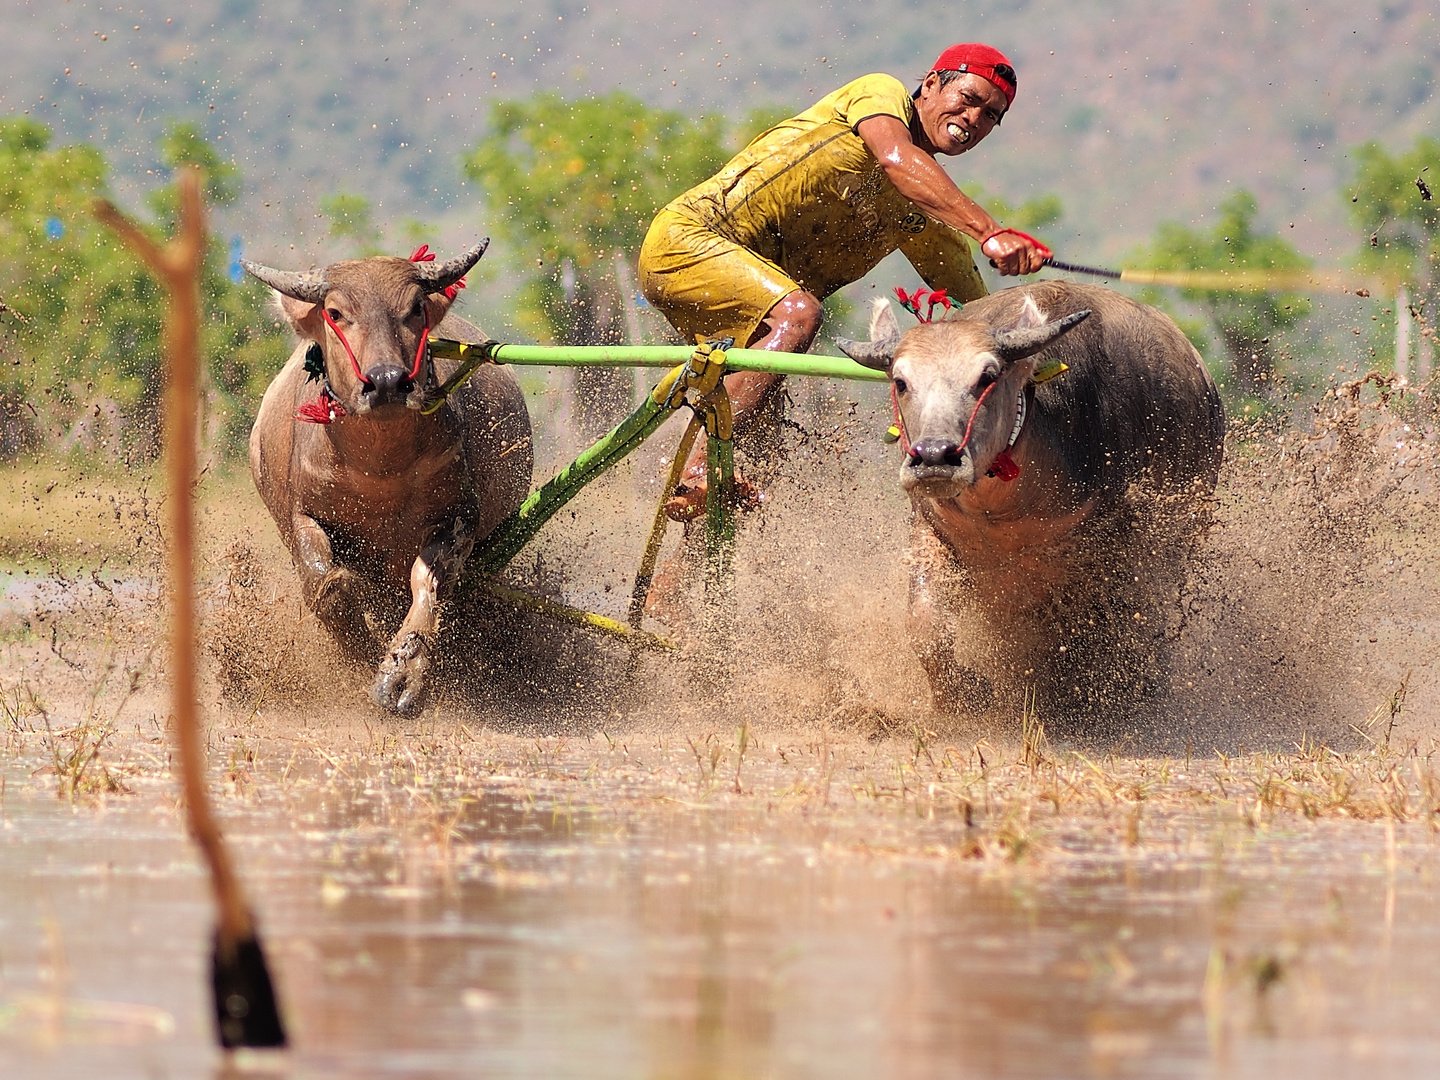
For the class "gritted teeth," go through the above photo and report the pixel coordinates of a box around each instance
[947,123,972,144]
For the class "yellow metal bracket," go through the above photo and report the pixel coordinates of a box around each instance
[628,338,738,636]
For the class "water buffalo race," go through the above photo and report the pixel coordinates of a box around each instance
[3,5,1440,1077]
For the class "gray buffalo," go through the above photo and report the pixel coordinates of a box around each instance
[839,281,1224,724]
[244,243,533,714]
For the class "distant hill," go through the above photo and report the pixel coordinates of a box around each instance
[2,0,1435,337]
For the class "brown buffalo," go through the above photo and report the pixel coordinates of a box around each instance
[839,281,1224,725]
[243,243,532,714]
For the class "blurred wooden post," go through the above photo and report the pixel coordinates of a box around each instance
[95,171,285,1049]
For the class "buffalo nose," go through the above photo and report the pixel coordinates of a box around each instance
[364,364,412,398]
[908,438,965,467]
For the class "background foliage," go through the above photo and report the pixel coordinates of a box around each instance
[1131,191,1313,399]
[0,118,284,460]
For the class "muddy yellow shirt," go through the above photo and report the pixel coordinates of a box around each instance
[664,73,988,303]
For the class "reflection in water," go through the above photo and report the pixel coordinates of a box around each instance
[2,731,1439,1079]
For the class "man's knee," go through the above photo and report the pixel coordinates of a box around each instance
[772,290,824,331]
[752,290,823,350]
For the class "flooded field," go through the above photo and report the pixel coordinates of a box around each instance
[3,379,1440,1078]
[4,712,1440,1079]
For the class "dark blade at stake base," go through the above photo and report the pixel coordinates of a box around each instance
[213,932,287,1049]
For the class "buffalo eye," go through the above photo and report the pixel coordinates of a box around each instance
[893,377,909,395]
[976,366,1000,391]
[409,299,425,320]
[325,307,344,323]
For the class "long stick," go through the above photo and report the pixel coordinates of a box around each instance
[95,173,286,1050]
[629,414,705,629]
[468,366,687,577]
[1043,258,1392,296]
[427,339,890,382]
[1116,267,1390,294]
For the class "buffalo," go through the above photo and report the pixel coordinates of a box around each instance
[839,281,1225,726]
[243,243,533,714]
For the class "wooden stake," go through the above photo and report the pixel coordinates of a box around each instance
[95,171,286,1049]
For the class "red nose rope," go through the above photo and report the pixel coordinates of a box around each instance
[887,285,1024,482]
[296,244,466,424]
[889,378,1023,481]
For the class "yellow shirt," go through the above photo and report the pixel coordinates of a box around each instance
[664,73,988,303]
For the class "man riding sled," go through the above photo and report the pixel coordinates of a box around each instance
[638,43,1050,519]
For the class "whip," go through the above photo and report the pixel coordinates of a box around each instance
[1040,257,1390,296]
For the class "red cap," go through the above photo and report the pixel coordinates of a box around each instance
[930,43,1017,107]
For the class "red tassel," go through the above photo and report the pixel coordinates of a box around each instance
[894,286,950,323]
[989,450,1020,482]
[410,243,464,300]
[296,392,345,425]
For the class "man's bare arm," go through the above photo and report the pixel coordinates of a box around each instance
[855,114,1045,275]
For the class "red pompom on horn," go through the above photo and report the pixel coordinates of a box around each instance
[894,286,952,323]
[410,243,465,300]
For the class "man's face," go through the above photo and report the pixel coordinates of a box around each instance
[914,71,1009,156]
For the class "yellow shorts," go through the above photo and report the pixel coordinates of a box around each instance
[638,208,800,347]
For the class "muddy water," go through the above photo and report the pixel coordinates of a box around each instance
[5,378,1440,1077]
[3,722,1439,1080]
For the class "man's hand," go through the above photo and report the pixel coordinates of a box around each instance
[981,228,1051,276]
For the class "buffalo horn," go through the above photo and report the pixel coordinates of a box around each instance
[240,259,329,303]
[413,239,490,293]
[835,327,900,371]
[992,309,1092,364]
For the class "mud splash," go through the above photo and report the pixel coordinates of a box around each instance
[191,370,1440,755]
[5,370,1440,1076]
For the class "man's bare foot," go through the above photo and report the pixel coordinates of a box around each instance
[663,460,763,522]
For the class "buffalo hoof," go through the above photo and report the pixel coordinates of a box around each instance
[371,632,431,715]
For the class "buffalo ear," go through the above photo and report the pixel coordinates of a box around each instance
[835,297,901,371]
[275,294,323,338]
[1013,293,1047,331]
[992,309,1091,364]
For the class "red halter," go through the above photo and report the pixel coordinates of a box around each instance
[890,378,1022,482]
[298,244,461,424]
[319,305,431,386]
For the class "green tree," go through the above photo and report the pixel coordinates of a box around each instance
[964,184,1063,235]
[1348,137,1440,346]
[1133,191,1311,397]
[465,91,728,342]
[148,120,241,226]
[463,92,729,430]
[319,192,383,256]
[0,117,281,459]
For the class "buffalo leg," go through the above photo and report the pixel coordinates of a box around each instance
[291,514,377,662]
[371,516,476,715]
[906,517,991,714]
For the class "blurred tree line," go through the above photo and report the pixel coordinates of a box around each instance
[0,117,283,461]
[1131,137,1437,403]
[1349,137,1439,372]
[1,91,1431,465]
